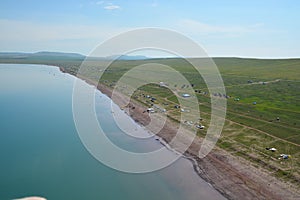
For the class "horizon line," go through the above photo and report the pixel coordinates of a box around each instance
[0,51,299,60]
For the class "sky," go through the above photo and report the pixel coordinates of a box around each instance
[0,0,299,58]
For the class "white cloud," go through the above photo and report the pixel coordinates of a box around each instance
[0,19,123,41]
[92,1,121,10]
[177,19,264,36]
[104,4,121,10]
[0,19,130,54]
[96,1,104,5]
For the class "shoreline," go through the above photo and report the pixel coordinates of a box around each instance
[61,66,299,200]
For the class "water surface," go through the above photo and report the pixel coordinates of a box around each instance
[0,64,225,200]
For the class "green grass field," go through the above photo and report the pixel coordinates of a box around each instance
[1,56,299,184]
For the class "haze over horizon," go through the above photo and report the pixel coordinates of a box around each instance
[0,0,299,58]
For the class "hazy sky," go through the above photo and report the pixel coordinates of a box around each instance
[0,0,299,58]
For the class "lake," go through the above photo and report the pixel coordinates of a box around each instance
[0,64,225,200]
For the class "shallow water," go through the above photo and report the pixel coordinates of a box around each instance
[0,64,225,200]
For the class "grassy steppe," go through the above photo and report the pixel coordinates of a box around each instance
[1,56,299,185]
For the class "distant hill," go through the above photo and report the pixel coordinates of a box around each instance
[33,51,85,58]
[0,52,151,61]
[0,52,31,58]
[0,51,86,60]
[106,54,150,60]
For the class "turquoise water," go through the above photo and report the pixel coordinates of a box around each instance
[0,64,225,200]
